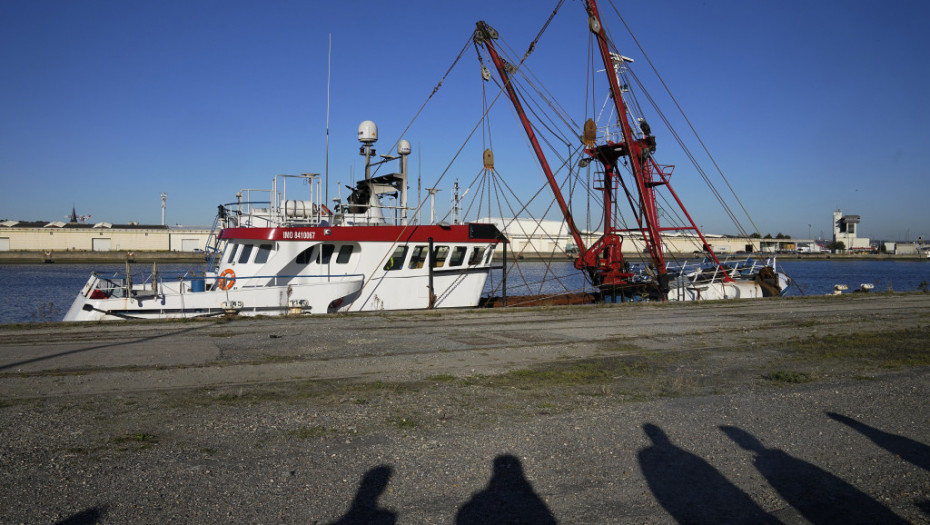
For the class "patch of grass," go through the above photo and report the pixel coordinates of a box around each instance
[461,374,489,386]
[796,319,818,327]
[251,354,299,364]
[387,416,418,429]
[287,425,332,439]
[762,370,812,384]
[778,327,930,368]
[487,358,651,390]
[205,390,288,405]
[347,379,423,397]
[111,432,159,451]
[178,384,319,407]
[199,447,218,455]
[429,374,456,383]
[112,432,158,443]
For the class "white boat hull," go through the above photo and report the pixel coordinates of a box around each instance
[63,274,364,322]
[668,279,766,301]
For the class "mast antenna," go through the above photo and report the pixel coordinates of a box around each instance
[325,33,332,204]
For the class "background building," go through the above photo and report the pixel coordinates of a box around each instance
[0,220,209,252]
[833,209,871,251]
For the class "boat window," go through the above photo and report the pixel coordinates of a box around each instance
[336,245,353,264]
[468,246,484,265]
[384,246,408,271]
[254,244,272,264]
[434,246,449,267]
[318,244,335,264]
[449,246,467,267]
[296,245,316,265]
[483,245,495,265]
[226,244,239,264]
[238,244,253,264]
[408,246,428,269]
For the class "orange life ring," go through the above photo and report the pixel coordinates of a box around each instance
[217,269,236,290]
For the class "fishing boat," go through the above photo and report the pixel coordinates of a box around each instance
[64,1,790,321]
[63,122,503,321]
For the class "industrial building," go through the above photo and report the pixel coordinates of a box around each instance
[0,220,210,253]
[484,218,759,256]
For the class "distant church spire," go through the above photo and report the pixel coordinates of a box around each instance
[69,205,78,223]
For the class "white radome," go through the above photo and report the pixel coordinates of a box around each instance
[358,120,378,143]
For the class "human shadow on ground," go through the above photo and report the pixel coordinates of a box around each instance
[721,425,908,525]
[54,505,107,525]
[827,411,930,471]
[918,498,930,518]
[456,454,557,524]
[638,423,782,524]
[327,465,397,525]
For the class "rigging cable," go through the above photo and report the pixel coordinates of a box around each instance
[607,0,762,238]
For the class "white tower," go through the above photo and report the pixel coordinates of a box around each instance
[161,193,167,226]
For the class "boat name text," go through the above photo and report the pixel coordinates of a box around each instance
[282,230,316,240]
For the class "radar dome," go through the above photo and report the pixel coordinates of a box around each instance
[397,140,412,155]
[358,120,378,143]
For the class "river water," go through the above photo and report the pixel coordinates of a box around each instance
[1,259,928,324]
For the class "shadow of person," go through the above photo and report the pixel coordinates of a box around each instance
[827,411,930,472]
[720,425,907,525]
[638,423,781,524]
[54,506,107,525]
[918,498,930,518]
[456,454,556,525]
[327,465,397,525]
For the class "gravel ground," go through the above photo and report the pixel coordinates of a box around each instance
[1,293,929,524]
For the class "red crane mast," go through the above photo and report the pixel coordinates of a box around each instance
[475,0,732,298]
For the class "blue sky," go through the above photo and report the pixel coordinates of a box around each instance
[1,0,928,241]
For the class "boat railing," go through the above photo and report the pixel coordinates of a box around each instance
[88,271,364,300]
[212,173,418,229]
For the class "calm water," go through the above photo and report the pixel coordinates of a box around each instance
[0,263,203,324]
[1,259,929,324]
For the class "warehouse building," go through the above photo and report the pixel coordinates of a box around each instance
[0,220,210,252]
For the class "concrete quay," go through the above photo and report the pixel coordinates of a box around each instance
[1,294,928,523]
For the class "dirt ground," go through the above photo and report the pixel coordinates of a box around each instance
[1,293,929,523]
